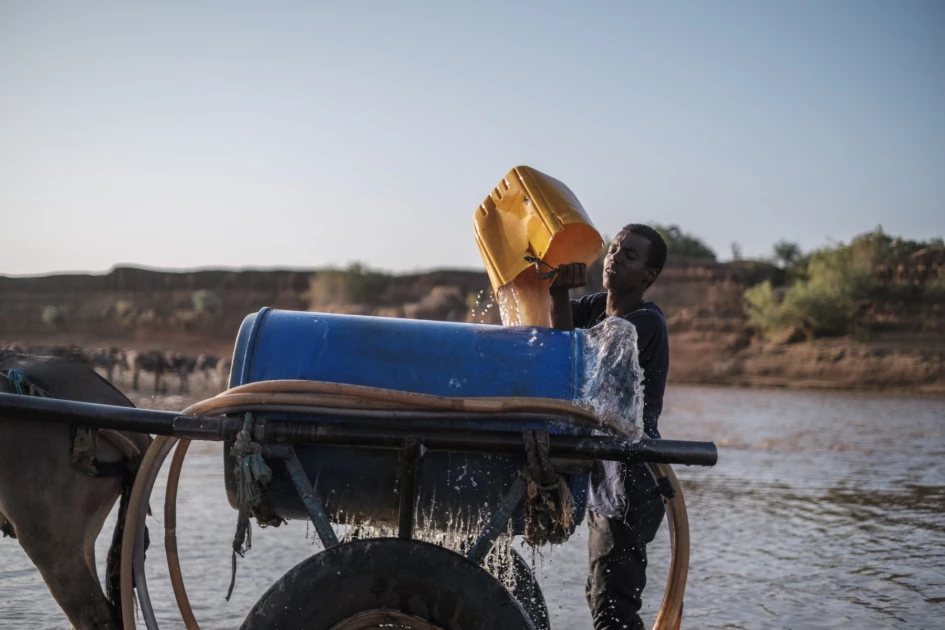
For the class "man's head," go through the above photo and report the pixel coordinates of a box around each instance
[602,224,668,293]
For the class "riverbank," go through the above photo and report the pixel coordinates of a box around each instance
[670,333,945,395]
[2,263,943,395]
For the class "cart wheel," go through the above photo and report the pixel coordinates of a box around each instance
[507,549,550,630]
[240,538,536,630]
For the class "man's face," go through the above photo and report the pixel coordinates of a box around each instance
[602,231,656,292]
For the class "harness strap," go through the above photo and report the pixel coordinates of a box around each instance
[5,368,53,398]
[2,368,131,478]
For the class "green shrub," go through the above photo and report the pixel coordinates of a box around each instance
[41,305,63,328]
[344,263,391,302]
[926,274,945,303]
[771,240,802,269]
[848,228,943,264]
[307,263,391,306]
[744,239,876,338]
[114,299,136,318]
[191,289,222,314]
[744,227,945,339]
[652,224,716,260]
[743,281,789,336]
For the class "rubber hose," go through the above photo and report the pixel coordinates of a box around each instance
[131,438,177,629]
[121,381,690,630]
[197,380,629,435]
[222,380,606,419]
[648,461,689,630]
[120,435,176,630]
[164,438,198,630]
[162,443,690,630]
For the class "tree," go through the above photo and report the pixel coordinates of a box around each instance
[653,224,716,260]
[772,240,802,269]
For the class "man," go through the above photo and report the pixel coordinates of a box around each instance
[549,223,670,630]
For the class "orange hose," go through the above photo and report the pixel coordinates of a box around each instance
[208,380,628,434]
[648,462,689,630]
[120,435,176,629]
[220,380,602,417]
[164,439,198,630]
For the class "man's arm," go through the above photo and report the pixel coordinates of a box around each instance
[549,262,587,331]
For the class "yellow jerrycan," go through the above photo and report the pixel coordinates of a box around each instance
[473,166,604,327]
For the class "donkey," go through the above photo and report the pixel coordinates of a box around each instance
[194,353,220,381]
[85,347,128,383]
[127,349,168,392]
[164,352,196,394]
[0,352,152,629]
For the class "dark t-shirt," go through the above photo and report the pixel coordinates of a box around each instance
[571,292,670,518]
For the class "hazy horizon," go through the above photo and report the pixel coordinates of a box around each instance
[0,221,940,280]
[2,2,943,276]
[0,260,492,279]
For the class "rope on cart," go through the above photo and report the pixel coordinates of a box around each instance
[226,413,278,601]
[521,429,574,546]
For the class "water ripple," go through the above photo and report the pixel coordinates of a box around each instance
[0,386,942,628]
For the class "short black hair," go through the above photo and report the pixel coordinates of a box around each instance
[617,223,668,275]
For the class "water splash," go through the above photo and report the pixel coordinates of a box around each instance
[331,504,523,592]
[496,281,552,328]
[527,329,540,346]
[468,289,500,325]
[575,317,645,440]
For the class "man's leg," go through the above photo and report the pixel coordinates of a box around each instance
[586,463,666,630]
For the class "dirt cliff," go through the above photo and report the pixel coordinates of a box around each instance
[2,260,942,394]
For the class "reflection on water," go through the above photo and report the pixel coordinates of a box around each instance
[1,386,943,629]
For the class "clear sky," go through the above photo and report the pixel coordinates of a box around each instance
[1,1,943,276]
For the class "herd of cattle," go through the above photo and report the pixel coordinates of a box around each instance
[0,344,232,393]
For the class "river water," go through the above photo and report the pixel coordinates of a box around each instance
[1,386,943,629]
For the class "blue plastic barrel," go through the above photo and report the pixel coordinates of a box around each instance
[224,308,593,534]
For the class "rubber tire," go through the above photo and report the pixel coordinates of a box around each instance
[507,549,550,630]
[240,538,536,630]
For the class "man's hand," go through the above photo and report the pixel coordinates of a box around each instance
[550,262,587,293]
[549,262,585,331]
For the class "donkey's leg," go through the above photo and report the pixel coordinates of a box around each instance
[0,420,123,630]
[14,487,120,630]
